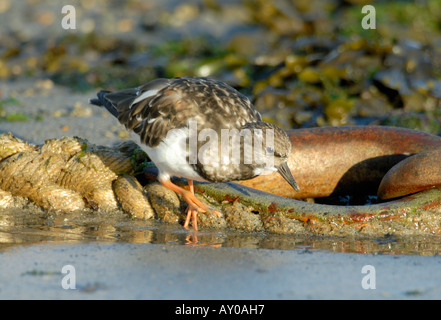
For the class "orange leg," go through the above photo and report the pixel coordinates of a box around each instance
[159,178,220,231]
[184,180,198,230]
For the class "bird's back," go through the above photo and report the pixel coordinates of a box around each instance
[90,77,262,148]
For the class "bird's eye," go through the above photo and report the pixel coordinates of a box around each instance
[266,146,274,154]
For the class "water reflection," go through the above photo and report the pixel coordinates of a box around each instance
[1,208,441,255]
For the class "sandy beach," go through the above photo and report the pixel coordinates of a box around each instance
[2,242,441,300]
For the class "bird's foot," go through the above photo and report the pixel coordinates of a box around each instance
[183,205,221,231]
[159,178,221,231]
[181,190,221,231]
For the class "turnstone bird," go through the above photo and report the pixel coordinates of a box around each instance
[90,77,299,230]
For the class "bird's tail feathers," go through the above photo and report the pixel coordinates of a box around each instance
[89,90,120,118]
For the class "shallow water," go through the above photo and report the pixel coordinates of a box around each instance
[1,208,440,256]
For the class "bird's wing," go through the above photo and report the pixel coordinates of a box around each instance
[99,78,201,147]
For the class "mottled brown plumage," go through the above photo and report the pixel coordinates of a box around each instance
[93,77,261,148]
[90,77,299,230]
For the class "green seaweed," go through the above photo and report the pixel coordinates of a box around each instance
[4,113,29,122]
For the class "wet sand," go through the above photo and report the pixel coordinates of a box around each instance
[0,79,123,146]
[1,242,441,299]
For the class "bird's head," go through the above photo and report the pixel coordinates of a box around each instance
[241,122,300,192]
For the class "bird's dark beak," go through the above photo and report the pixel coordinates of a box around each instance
[276,162,300,192]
